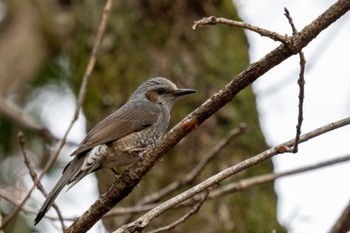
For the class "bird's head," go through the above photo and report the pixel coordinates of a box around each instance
[130,77,196,109]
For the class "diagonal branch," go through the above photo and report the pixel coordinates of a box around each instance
[208,153,350,200]
[18,132,65,230]
[65,1,350,232]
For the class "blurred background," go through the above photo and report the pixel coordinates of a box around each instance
[0,0,349,233]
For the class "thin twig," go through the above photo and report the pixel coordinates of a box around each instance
[17,132,65,230]
[284,8,306,153]
[147,191,209,233]
[0,190,76,222]
[193,16,288,43]
[0,0,112,229]
[113,116,350,232]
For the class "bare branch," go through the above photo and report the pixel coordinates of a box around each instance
[193,16,288,43]
[64,2,350,232]
[284,8,306,153]
[114,116,350,232]
[209,153,350,199]
[0,190,75,222]
[18,132,65,230]
[148,191,209,233]
[0,97,55,142]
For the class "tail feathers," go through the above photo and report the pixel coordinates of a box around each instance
[34,159,83,225]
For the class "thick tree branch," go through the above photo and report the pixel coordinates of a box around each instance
[65,1,350,232]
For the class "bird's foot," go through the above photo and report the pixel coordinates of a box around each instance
[138,149,148,160]
[111,168,122,180]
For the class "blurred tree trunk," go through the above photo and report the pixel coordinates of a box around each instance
[67,1,285,232]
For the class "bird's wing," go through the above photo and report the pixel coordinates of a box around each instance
[71,101,160,156]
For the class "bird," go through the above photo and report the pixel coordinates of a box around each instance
[34,77,196,225]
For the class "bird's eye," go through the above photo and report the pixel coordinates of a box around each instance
[156,88,166,94]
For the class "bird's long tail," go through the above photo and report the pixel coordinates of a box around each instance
[34,157,84,225]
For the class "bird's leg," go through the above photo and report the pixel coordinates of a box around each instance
[111,168,122,180]
[128,147,148,160]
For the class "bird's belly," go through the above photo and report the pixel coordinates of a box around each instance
[102,150,139,169]
[102,130,159,168]
[101,120,167,169]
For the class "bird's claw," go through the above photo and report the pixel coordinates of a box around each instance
[111,168,122,180]
[138,149,148,160]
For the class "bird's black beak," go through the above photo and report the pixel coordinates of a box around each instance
[173,88,197,97]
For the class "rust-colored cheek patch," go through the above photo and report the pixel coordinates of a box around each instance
[145,91,158,102]
[181,118,199,132]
